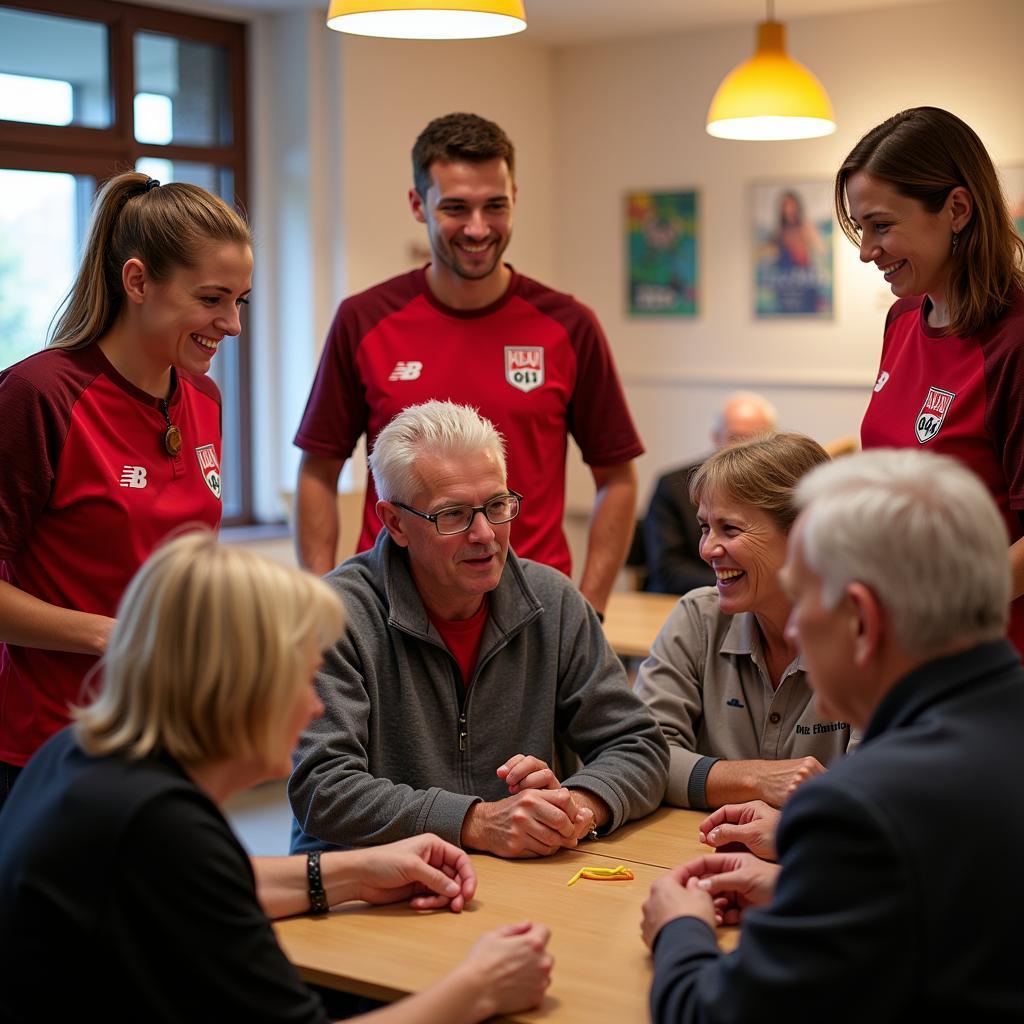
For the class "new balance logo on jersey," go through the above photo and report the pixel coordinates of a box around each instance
[119,466,148,489]
[873,370,890,392]
[389,361,423,381]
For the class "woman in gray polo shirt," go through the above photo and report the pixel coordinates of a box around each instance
[635,433,854,810]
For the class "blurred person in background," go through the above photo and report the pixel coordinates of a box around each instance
[644,392,777,596]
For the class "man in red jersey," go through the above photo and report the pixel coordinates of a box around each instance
[293,112,643,617]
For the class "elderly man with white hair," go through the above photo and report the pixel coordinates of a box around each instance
[290,400,668,859]
[641,448,1024,1022]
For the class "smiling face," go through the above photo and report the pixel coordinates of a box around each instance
[697,489,790,619]
[381,446,511,621]
[411,158,515,287]
[139,241,253,377]
[845,171,960,307]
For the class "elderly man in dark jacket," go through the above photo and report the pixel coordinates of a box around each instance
[641,448,1024,1023]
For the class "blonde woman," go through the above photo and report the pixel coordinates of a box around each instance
[0,171,252,800]
[0,534,552,1023]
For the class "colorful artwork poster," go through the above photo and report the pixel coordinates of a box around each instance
[1001,166,1024,238]
[753,180,833,318]
[627,190,698,316]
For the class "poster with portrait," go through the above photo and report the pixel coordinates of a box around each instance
[753,180,833,318]
[627,190,698,316]
[1001,166,1024,238]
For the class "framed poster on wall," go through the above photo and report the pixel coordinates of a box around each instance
[753,180,833,318]
[1001,165,1024,237]
[626,190,698,316]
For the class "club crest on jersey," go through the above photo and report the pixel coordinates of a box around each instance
[914,387,955,444]
[505,346,544,393]
[195,444,222,500]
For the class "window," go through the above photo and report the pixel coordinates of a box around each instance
[0,0,251,522]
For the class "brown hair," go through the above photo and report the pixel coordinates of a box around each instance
[835,107,1024,337]
[50,171,252,350]
[74,531,346,766]
[690,432,830,534]
[411,112,515,199]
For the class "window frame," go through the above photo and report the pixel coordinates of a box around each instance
[0,0,252,523]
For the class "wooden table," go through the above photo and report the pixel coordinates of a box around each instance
[585,806,704,870]
[601,591,680,658]
[274,809,737,1023]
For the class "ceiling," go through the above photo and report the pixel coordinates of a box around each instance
[199,0,940,43]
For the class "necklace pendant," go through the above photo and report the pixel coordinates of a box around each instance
[164,424,182,457]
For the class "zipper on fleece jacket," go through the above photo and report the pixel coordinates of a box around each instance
[455,614,533,766]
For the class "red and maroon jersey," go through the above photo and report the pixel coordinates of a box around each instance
[861,293,1024,652]
[0,345,223,765]
[294,267,644,576]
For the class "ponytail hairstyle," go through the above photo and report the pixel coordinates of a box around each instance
[835,107,1024,337]
[49,172,252,350]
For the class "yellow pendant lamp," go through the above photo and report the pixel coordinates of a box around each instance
[706,1,835,141]
[326,0,527,40]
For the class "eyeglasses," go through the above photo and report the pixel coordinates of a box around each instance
[393,491,523,536]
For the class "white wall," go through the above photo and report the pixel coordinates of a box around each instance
[338,34,557,294]
[553,0,1024,511]
[249,9,343,518]
[243,0,1024,525]
[247,23,555,513]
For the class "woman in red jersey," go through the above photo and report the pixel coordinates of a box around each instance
[0,171,252,803]
[835,107,1024,655]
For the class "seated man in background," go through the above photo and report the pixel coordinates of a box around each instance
[290,400,668,858]
[644,392,777,595]
[641,449,1024,1022]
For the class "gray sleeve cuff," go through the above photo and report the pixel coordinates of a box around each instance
[420,789,482,847]
[686,756,721,810]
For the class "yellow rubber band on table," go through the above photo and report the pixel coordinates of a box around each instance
[566,864,636,887]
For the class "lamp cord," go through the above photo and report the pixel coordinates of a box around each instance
[767,0,774,20]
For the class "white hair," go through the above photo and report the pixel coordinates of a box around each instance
[795,448,1010,657]
[369,400,508,503]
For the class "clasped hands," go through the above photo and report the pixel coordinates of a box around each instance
[460,753,608,858]
[640,799,783,948]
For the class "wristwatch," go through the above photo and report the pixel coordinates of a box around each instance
[306,850,329,914]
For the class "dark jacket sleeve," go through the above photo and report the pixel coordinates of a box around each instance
[649,781,914,1024]
[644,468,716,595]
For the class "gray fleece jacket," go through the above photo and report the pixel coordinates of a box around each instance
[288,531,669,850]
